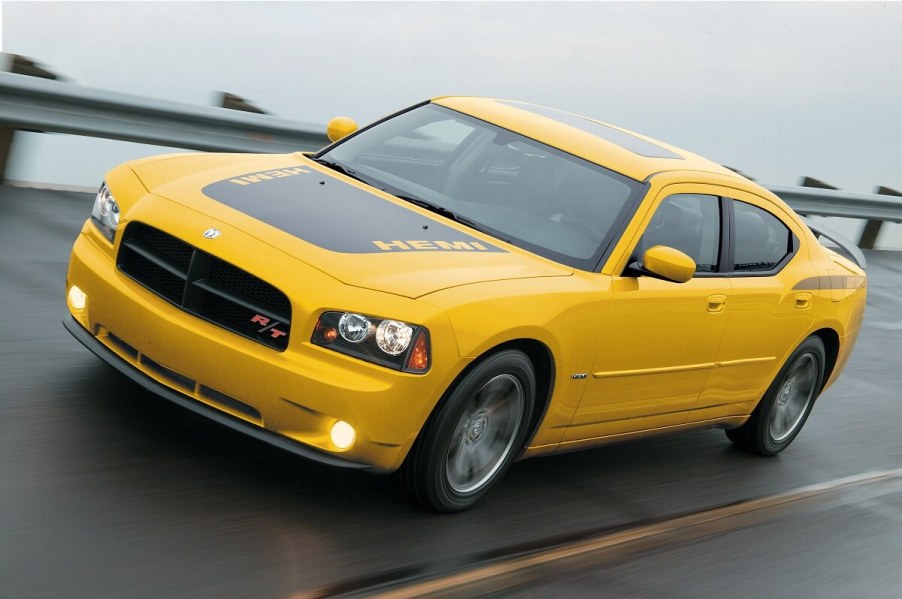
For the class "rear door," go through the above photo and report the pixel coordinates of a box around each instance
[691,192,817,420]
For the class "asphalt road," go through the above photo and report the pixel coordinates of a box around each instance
[2,185,901,598]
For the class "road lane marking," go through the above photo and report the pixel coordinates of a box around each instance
[292,468,902,599]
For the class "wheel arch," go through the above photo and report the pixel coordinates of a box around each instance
[403,337,556,465]
[494,339,556,449]
[810,327,840,392]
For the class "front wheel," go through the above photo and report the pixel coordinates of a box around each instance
[727,336,826,455]
[402,350,535,512]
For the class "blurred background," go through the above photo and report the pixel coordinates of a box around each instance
[4,1,902,192]
[2,2,902,598]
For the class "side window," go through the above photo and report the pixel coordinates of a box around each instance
[638,194,720,273]
[732,200,792,272]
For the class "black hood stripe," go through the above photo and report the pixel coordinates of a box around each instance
[201,168,505,254]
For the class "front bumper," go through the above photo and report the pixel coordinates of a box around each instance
[63,314,370,470]
[64,216,461,473]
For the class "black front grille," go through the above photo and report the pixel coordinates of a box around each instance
[117,222,291,351]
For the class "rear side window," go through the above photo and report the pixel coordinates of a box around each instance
[732,200,792,272]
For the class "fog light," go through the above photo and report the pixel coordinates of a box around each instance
[330,420,355,449]
[68,285,87,311]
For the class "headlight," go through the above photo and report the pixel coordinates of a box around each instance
[375,320,413,355]
[313,311,430,373]
[90,182,120,242]
[338,313,372,343]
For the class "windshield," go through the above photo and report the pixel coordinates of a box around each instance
[316,104,644,271]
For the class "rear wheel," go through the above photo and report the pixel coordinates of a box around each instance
[402,350,535,512]
[727,336,826,455]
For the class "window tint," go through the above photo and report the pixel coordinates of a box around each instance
[445,136,635,260]
[732,201,791,272]
[639,194,720,273]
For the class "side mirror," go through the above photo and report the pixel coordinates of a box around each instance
[628,245,695,283]
[326,116,358,142]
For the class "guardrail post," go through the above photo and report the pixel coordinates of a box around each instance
[799,176,838,192]
[859,186,902,249]
[0,127,13,186]
[723,165,755,181]
[219,92,266,114]
[0,54,59,184]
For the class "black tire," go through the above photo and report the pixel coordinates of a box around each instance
[402,350,536,512]
[726,336,826,455]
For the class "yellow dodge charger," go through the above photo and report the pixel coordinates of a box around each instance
[64,97,866,511]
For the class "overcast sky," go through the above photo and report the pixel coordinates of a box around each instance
[2,1,902,196]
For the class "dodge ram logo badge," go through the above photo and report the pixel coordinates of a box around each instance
[203,228,222,239]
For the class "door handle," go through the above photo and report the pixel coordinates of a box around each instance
[707,294,726,313]
[795,292,812,309]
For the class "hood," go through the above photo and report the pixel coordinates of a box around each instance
[128,153,573,298]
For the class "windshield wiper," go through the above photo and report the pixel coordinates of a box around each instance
[394,195,511,243]
[310,157,367,184]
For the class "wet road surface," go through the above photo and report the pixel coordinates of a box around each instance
[2,185,901,598]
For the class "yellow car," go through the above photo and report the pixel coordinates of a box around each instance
[64,97,866,511]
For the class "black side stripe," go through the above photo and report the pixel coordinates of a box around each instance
[793,275,866,290]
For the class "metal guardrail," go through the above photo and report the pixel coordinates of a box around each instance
[764,184,902,222]
[0,71,328,154]
[1,66,901,248]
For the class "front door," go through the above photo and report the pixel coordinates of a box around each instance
[564,191,730,444]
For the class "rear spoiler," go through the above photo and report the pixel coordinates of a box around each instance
[801,216,867,270]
